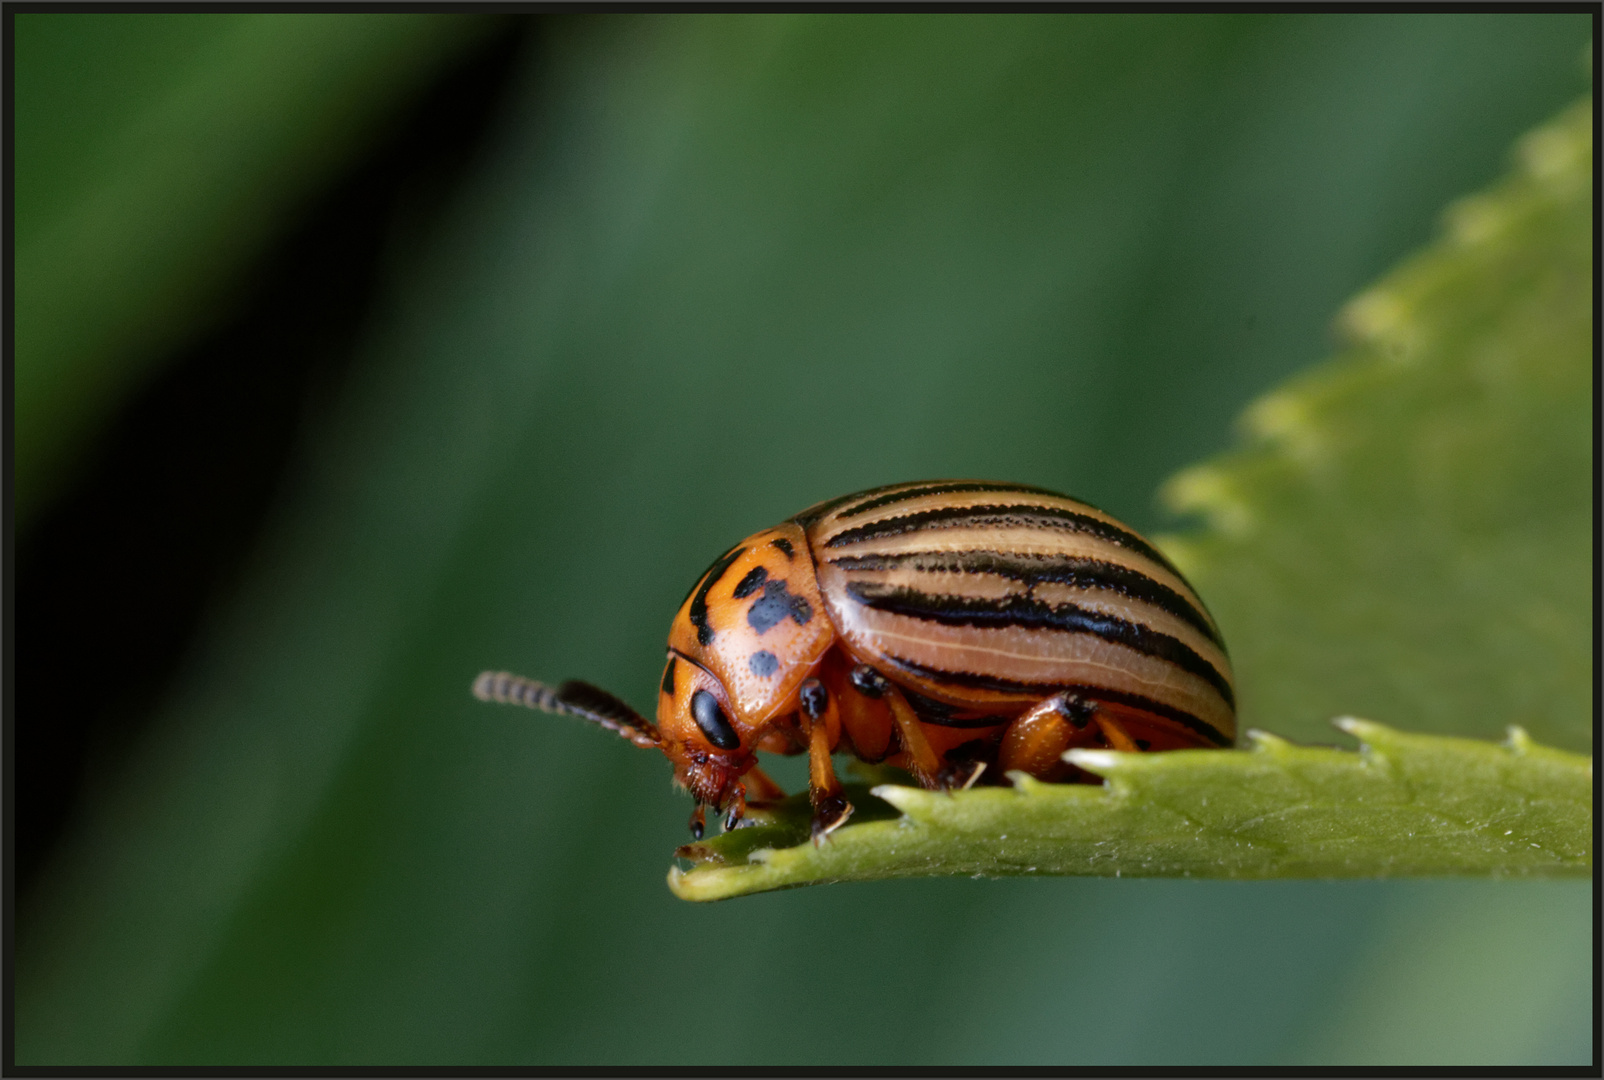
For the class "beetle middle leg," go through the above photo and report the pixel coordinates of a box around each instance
[798,677,852,844]
[849,664,945,789]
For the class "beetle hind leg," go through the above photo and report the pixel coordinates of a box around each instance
[1000,693,1153,782]
[998,692,1100,782]
[1092,710,1140,752]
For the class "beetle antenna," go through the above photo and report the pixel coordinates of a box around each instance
[473,671,660,748]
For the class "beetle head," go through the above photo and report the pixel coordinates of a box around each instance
[655,651,755,812]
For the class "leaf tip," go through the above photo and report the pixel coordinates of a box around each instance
[1503,725,1534,755]
[1062,748,1122,774]
[1157,466,1255,537]
[1515,111,1588,183]
[1244,728,1291,752]
[1003,769,1048,795]
[1442,193,1509,247]
[1336,287,1414,353]
[1238,389,1323,455]
[869,784,921,812]
[1330,715,1391,745]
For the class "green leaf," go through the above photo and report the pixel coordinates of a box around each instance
[1161,95,1593,755]
[672,721,1592,900]
[675,95,1595,900]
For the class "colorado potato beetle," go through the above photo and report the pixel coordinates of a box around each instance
[475,480,1234,843]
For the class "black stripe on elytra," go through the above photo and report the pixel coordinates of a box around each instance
[847,582,1234,709]
[834,481,1077,521]
[790,488,889,528]
[769,536,795,559]
[687,545,746,647]
[880,655,1233,745]
[828,550,1222,649]
[823,503,1185,578]
[900,683,1008,728]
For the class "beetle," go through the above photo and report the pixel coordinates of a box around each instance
[474,480,1234,843]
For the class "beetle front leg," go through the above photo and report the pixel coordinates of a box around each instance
[713,762,788,833]
[798,678,852,843]
[743,764,787,803]
[720,787,747,833]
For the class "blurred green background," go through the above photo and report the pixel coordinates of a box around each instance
[13,12,1593,1066]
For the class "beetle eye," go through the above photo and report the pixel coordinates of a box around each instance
[691,689,740,749]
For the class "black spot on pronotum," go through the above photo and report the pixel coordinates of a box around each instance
[660,657,677,696]
[688,546,745,647]
[691,689,740,749]
[748,650,779,678]
[747,578,813,634]
[770,536,794,559]
[732,566,768,599]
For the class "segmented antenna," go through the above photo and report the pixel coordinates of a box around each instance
[472,670,660,748]
[473,670,565,711]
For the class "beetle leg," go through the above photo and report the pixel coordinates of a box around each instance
[878,687,944,789]
[999,692,1097,781]
[799,678,853,844]
[849,664,944,789]
[721,789,747,833]
[1093,710,1140,752]
[933,750,987,791]
[687,803,707,841]
[742,764,787,803]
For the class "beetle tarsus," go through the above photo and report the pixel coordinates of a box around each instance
[810,793,853,845]
[1052,693,1096,729]
[721,789,747,833]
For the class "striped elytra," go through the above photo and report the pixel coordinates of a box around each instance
[475,481,1234,844]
